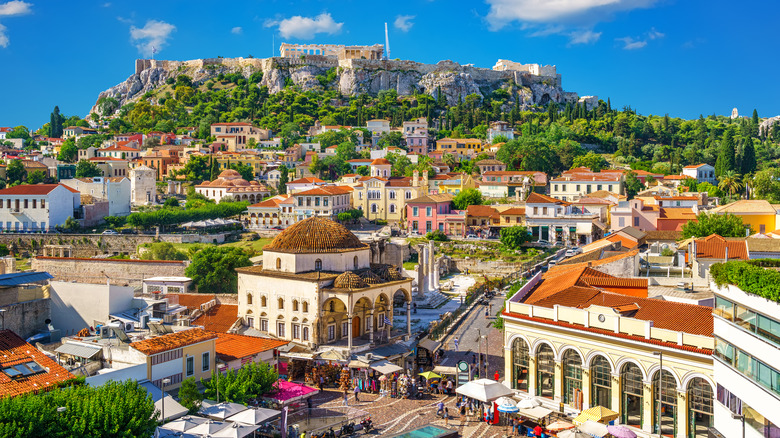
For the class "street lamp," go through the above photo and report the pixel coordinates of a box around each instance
[653,351,663,438]
[160,378,171,424]
[731,413,745,438]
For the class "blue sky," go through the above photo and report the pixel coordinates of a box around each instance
[0,0,778,130]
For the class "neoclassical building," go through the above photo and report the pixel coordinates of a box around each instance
[195,169,270,203]
[236,217,413,354]
[350,159,429,224]
[503,264,715,438]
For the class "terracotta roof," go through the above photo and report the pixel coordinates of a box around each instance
[466,205,499,217]
[168,293,214,309]
[654,196,698,201]
[294,186,353,196]
[746,237,780,253]
[694,234,748,260]
[573,197,613,205]
[89,157,127,162]
[500,207,526,215]
[525,192,568,205]
[663,175,694,180]
[212,122,252,126]
[659,208,696,220]
[214,333,289,362]
[712,200,777,214]
[333,271,367,289]
[249,198,283,208]
[0,330,75,398]
[192,304,239,333]
[0,184,74,196]
[588,190,626,200]
[130,328,217,355]
[553,172,622,182]
[644,230,683,241]
[264,217,368,254]
[370,158,391,166]
[683,163,710,169]
[407,193,453,204]
[476,159,504,165]
[554,248,638,269]
[288,177,325,184]
[386,177,415,187]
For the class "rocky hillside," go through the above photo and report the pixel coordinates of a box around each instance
[91,55,586,117]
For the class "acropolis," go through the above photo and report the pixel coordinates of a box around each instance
[279,43,385,60]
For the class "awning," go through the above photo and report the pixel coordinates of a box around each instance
[348,360,370,369]
[432,366,458,375]
[517,406,553,421]
[55,343,102,359]
[418,338,441,353]
[576,223,593,235]
[370,360,403,375]
[593,220,607,230]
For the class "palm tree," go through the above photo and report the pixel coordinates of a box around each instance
[719,171,744,197]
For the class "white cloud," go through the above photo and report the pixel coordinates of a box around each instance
[486,0,656,30]
[265,12,342,40]
[130,19,176,56]
[569,29,601,44]
[617,36,647,50]
[394,15,415,32]
[0,1,31,48]
[0,1,32,17]
[231,26,243,35]
[528,25,566,37]
[647,27,664,39]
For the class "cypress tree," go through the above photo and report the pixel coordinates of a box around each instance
[50,106,63,138]
[741,137,756,175]
[607,98,612,112]
[715,129,736,177]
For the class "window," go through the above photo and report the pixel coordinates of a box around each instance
[202,352,210,371]
[278,298,284,309]
[389,191,396,199]
[303,301,309,313]
[293,300,299,311]
[261,296,267,307]
[597,184,602,191]
[413,207,419,217]
[608,185,613,191]
[512,338,529,391]
[247,294,253,305]
[426,221,432,232]
[32,200,36,209]
[324,198,329,206]
[619,217,625,227]
[389,204,396,213]
[303,326,309,341]
[554,185,558,192]
[562,350,583,405]
[328,325,335,341]
[186,356,194,376]
[277,322,286,337]
[406,191,412,199]
[315,259,322,271]
[353,256,359,270]
[314,197,320,206]
[342,321,348,339]
[23,199,27,209]
[260,319,268,331]
[542,207,548,215]
[276,258,281,269]
[591,356,612,409]
[633,217,639,226]
[426,207,432,217]
[533,207,538,215]
[576,185,581,192]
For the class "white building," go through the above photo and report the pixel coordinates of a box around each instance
[550,170,624,201]
[49,281,135,335]
[291,186,353,222]
[486,121,515,142]
[195,169,270,204]
[129,165,157,205]
[0,184,80,232]
[525,192,605,245]
[682,164,717,184]
[60,176,131,217]
[712,272,780,437]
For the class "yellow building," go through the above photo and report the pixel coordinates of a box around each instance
[496,206,526,226]
[435,138,484,158]
[351,159,428,224]
[214,153,268,178]
[503,265,715,438]
[710,200,779,234]
[437,173,478,195]
[129,328,217,390]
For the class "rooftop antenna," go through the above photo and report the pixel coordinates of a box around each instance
[384,22,390,60]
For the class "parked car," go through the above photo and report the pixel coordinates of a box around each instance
[548,260,557,267]
[465,234,479,240]
[102,230,118,235]
[565,249,576,258]
[536,240,551,247]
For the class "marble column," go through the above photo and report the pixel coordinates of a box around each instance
[554,360,563,403]
[641,380,654,434]
[610,372,621,420]
[428,241,436,292]
[433,259,440,290]
[347,315,353,352]
[504,346,513,388]
[675,389,687,438]
[368,310,374,345]
[421,246,429,295]
[581,366,591,410]
[406,301,412,340]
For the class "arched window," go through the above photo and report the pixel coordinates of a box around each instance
[353,256,359,270]
[315,259,322,271]
[247,294,253,305]
[293,300,299,312]
[653,369,677,436]
[536,344,555,399]
[329,301,335,312]
[591,356,612,409]
[276,258,281,269]
[371,204,378,213]
[687,377,714,437]
[278,297,284,309]
[261,296,267,307]
[302,301,309,313]
[562,350,583,405]
[405,191,412,199]
[389,204,396,213]
[621,363,643,427]
[511,338,529,391]
[389,191,396,199]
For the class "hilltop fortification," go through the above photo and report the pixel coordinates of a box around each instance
[92,43,594,116]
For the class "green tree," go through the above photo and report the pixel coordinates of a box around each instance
[571,151,608,172]
[425,229,449,241]
[308,154,323,178]
[185,246,251,294]
[6,159,26,185]
[141,242,188,261]
[751,168,780,202]
[229,162,254,181]
[741,137,756,175]
[715,129,736,177]
[163,197,180,208]
[201,361,278,404]
[500,226,533,250]
[49,106,64,138]
[61,216,80,233]
[178,378,203,414]
[177,155,211,182]
[335,141,358,160]
[26,170,46,184]
[718,171,744,197]
[681,212,751,238]
[697,182,723,198]
[278,166,288,194]
[57,138,78,163]
[624,170,645,199]
[103,216,127,229]
[75,160,102,178]
[452,188,483,210]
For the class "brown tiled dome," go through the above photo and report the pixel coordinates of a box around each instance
[334,271,367,289]
[264,217,368,254]
[372,263,404,281]
[359,270,385,285]
[218,169,242,178]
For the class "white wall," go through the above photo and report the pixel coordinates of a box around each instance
[49,281,135,334]
[151,356,183,381]
[61,178,131,216]
[262,248,370,274]
[86,363,147,387]
[0,185,78,231]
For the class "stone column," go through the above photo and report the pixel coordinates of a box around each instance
[675,389,687,438]
[428,241,436,292]
[504,346,512,389]
[406,301,412,340]
[610,372,621,420]
[420,246,429,295]
[347,315,353,352]
[527,357,537,396]
[368,310,374,345]
[417,247,426,298]
[433,258,440,290]
[581,366,591,410]
[553,360,563,403]
[641,380,654,434]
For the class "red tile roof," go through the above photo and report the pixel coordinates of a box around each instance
[500,207,526,215]
[130,328,217,355]
[466,205,499,217]
[0,184,74,196]
[169,293,215,309]
[288,177,324,184]
[694,234,748,260]
[0,330,75,398]
[214,333,289,362]
[683,163,710,169]
[525,192,568,205]
[294,186,353,196]
[192,305,239,333]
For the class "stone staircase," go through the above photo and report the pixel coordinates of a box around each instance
[417,290,453,309]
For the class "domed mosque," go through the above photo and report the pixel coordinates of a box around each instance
[195,169,270,203]
[236,217,413,354]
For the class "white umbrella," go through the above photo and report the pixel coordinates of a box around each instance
[495,397,519,413]
[188,420,230,435]
[160,415,208,432]
[225,407,281,425]
[516,397,542,409]
[211,422,258,438]
[557,429,592,438]
[455,378,514,403]
[154,428,200,438]
[199,402,248,421]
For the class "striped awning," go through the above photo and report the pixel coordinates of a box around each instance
[55,343,102,359]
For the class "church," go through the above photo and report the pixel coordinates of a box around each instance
[236,217,413,354]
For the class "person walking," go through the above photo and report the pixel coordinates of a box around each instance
[319,375,324,392]
[459,402,466,424]
[494,370,500,381]
[436,400,444,417]
[443,407,449,426]
[343,389,349,407]
[353,384,360,402]
[446,379,453,395]
[453,337,459,351]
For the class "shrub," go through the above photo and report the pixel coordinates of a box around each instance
[425,230,449,241]
[710,259,780,303]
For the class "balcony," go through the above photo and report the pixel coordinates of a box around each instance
[9,207,21,215]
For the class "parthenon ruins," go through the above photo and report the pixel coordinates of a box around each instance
[279,43,385,60]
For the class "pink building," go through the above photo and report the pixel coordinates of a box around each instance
[610,198,697,232]
[405,193,465,237]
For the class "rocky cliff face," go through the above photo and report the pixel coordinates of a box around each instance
[91,56,581,117]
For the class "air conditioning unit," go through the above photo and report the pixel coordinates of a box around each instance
[163,314,174,324]
[365,353,373,361]
[123,322,134,333]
